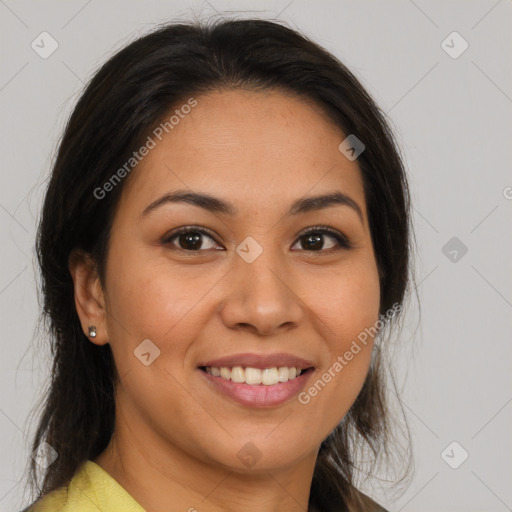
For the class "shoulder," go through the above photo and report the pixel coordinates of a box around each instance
[21,460,145,512]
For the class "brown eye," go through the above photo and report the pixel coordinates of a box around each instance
[292,227,351,253]
[162,225,351,254]
[162,228,222,251]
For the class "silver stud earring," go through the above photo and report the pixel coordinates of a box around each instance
[88,325,97,338]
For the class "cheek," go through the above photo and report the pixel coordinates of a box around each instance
[105,253,211,337]
[297,256,380,426]
[310,254,381,352]
[102,248,228,383]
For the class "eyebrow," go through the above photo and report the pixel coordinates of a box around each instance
[141,189,363,222]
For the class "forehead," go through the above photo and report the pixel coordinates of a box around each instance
[119,88,367,219]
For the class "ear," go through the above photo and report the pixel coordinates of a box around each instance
[68,248,109,346]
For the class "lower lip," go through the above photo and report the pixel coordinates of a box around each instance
[199,368,313,407]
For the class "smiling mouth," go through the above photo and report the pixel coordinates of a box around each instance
[198,366,315,386]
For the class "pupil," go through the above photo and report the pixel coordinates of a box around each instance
[181,233,202,250]
[304,234,323,250]
[177,233,326,251]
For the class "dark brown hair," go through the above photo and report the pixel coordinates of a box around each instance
[28,17,414,512]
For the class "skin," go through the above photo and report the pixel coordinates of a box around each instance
[69,88,381,512]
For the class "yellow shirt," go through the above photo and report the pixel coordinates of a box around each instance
[25,460,145,511]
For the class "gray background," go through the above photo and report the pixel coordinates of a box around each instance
[1,1,511,511]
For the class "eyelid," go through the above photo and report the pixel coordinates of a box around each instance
[161,225,221,246]
[162,225,352,252]
[294,225,352,250]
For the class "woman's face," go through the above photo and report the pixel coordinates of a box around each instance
[94,89,380,472]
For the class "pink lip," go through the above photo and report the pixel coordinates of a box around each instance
[199,368,314,407]
[197,352,315,370]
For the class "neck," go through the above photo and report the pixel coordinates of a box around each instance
[94,399,319,512]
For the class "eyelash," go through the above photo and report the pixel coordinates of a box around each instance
[161,225,352,254]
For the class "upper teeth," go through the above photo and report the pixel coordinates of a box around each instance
[205,366,303,385]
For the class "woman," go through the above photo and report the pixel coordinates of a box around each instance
[24,17,413,512]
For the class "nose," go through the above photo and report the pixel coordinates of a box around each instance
[218,248,304,337]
